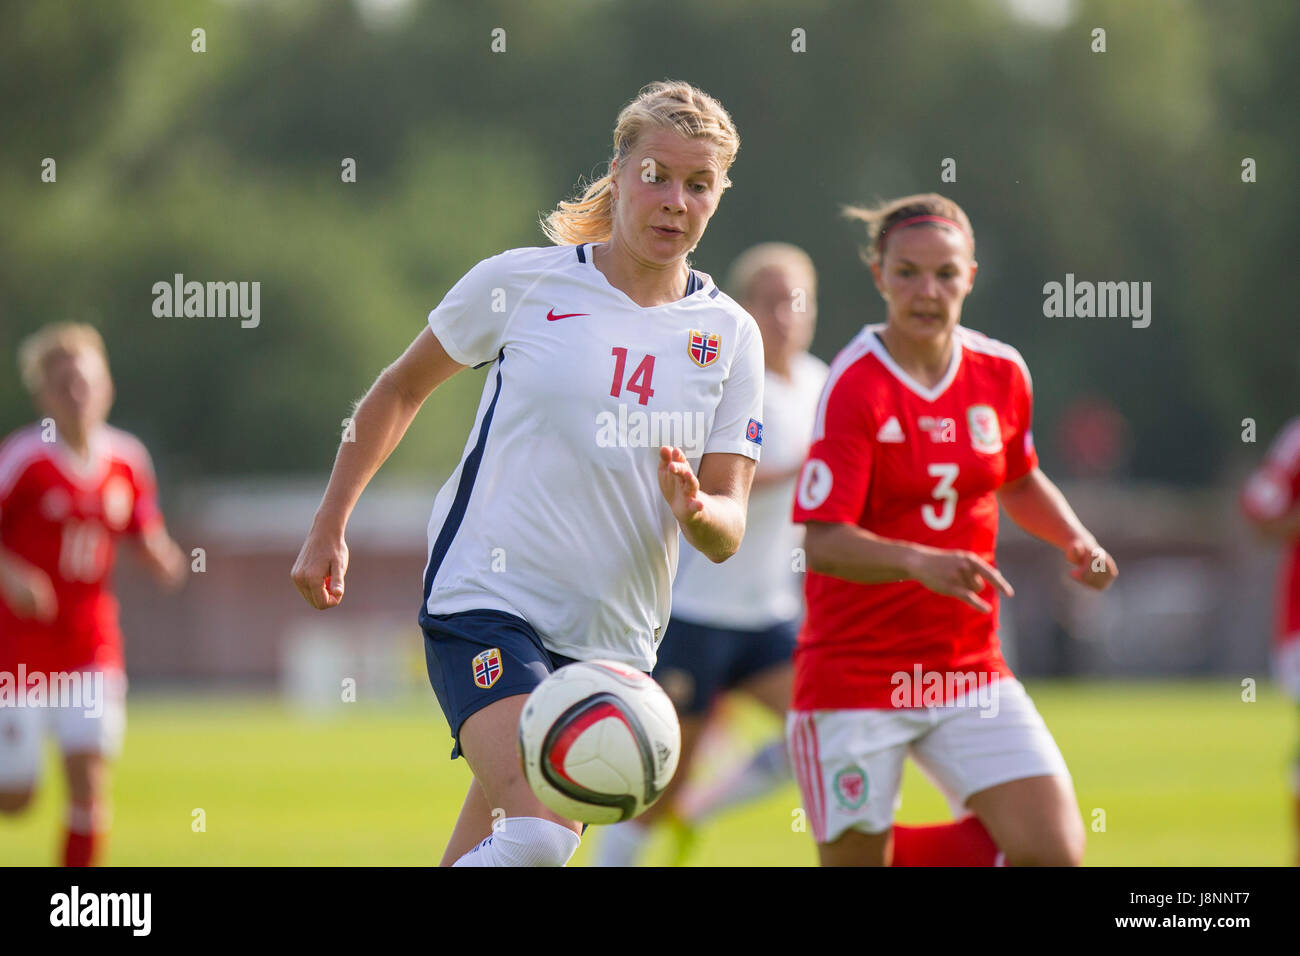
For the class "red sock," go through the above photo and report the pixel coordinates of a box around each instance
[63,828,99,867]
[63,803,104,867]
[891,816,1000,866]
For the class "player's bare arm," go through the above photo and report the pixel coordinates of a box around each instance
[0,541,58,622]
[131,523,189,590]
[292,327,466,609]
[1242,462,1300,540]
[659,447,754,563]
[997,466,1118,590]
[803,520,1012,613]
[1246,502,1300,540]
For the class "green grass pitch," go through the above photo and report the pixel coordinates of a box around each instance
[2,681,1292,865]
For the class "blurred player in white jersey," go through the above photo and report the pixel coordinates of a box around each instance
[1241,415,1300,865]
[596,243,827,866]
[292,81,765,867]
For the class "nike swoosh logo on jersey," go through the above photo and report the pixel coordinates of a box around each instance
[546,309,591,321]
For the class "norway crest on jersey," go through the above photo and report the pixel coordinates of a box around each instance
[472,648,503,689]
[688,330,721,368]
[967,404,1003,454]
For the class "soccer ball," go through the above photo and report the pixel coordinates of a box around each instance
[517,660,681,825]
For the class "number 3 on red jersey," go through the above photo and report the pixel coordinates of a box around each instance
[922,463,958,531]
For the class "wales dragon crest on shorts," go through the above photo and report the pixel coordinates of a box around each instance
[688,330,721,368]
[472,648,503,689]
[833,765,868,809]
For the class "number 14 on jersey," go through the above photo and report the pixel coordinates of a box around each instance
[609,347,656,406]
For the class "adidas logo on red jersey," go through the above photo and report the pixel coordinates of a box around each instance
[876,416,905,443]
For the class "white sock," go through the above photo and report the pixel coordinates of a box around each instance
[592,821,652,867]
[452,816,580,867]
[685,738,790,824]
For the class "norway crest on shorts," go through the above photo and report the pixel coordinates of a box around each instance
[688,330,721,368]
[967,404,1003,454]
[472,648,503,689]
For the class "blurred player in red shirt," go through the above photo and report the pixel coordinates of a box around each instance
[0,324,186,866]
[789,194,1117,866]
[1241,416,1300,865]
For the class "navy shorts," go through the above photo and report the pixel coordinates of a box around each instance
[422,608,580,759]
[652,616,798,717]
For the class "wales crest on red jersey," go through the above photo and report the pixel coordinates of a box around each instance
[688,330,721,368]
[967,404,1003,454]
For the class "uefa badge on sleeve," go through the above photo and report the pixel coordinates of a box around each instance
[472,648,503,689]
[746,418,763,445]
[688,329,721,368]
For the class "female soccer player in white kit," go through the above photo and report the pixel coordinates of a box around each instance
[291,81,764,867]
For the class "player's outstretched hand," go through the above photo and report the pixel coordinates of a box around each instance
[160,541,189,590]
[140,526,189,591]
[1065,537,1117,591]
[657,446,705,525]
[910,547,1014,614]
[0,564,58,623]
[291,529,349,609]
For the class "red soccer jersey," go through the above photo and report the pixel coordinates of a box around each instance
[0,423,161,673]
[1240,416,1300,645]
[790,324,1038,709]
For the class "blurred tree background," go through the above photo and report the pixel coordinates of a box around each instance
[2,0,1296,488]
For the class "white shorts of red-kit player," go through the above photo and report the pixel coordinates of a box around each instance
[786,678,1070,843]
[0,669,126,789]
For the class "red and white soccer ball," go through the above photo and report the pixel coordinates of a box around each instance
[517,660,681,825]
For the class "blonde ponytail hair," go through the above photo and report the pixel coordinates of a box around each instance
[541,80,740,246]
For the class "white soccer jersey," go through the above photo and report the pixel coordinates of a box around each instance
[421,244,765,670]
[671,351,828,628]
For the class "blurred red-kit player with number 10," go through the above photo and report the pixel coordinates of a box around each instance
[0,324,186,866]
